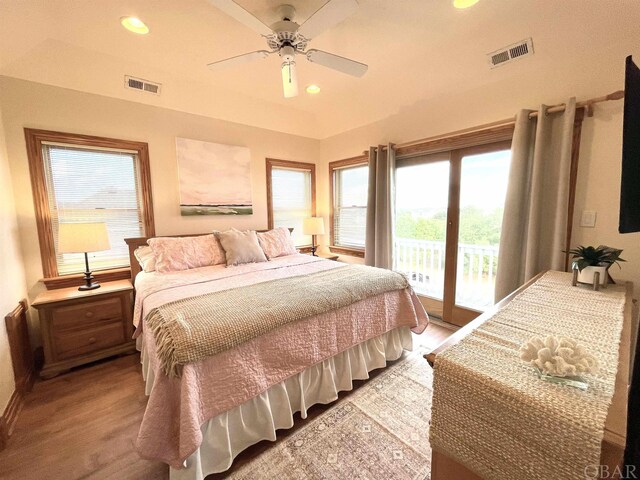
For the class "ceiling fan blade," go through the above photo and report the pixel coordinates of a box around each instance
[207,0,273,36]
[208,50,271,71]
[306,49,368,77]
[297,0,359,40]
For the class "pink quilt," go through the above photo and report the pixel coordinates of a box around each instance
[134,254,429,468]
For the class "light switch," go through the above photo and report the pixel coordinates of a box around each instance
[580,210,597,228]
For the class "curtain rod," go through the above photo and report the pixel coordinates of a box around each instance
[528,89,624,119]
[393,89,624,150]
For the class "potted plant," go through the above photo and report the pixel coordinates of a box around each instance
[567,245,626,285]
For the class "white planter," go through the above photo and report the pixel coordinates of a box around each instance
[577,265,608,285]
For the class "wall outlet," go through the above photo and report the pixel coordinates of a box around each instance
[580,210,597,228]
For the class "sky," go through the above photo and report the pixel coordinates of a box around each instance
[396,149,511,213]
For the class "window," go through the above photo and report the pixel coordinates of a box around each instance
[329,156,368,255]
[394,139,512,326]
[25,129,154,282]
[266,158,316,247]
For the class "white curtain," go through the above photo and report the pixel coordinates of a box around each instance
[495,98,577,301]
[365,144,396,269]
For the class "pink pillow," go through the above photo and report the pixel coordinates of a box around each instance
[147,234,226,273]
[257,227,297,260]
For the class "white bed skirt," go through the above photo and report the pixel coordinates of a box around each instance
[139,326,413,480]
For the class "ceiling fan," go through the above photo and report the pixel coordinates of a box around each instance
[206,0,368,98]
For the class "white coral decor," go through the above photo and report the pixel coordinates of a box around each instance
[519,335,599,377]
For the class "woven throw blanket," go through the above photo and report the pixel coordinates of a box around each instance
[430,271,627,480]
[145,264,409,377]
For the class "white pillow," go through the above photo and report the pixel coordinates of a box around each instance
[134,246,156,273]
[216,229,268,266]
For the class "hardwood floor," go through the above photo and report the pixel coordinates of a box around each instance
[0,353,166,479]
[0,323,453,480]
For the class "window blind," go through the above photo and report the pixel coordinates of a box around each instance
[333,165,368,248]
[42,144,146,275]
[271,167,313,246]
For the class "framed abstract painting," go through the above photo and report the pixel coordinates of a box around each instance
[176,137,253,215]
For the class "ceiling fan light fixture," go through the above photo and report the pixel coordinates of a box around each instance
[281,61,299,98]
[207,0,367,96]
[453,0,480,8]
[121,16,149,34]
[306,85,321,94]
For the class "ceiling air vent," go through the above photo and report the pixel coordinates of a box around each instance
[124,75,161,95]
[487,38,534,68]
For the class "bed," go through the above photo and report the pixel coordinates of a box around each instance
[125,231,429,480]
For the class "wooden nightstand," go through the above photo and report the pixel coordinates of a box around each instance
[310,253,339,261]
[32,280,136,379]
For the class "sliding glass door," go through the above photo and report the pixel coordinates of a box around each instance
[395,158,450,318]
[394,141,511,326]
[455,148,511,312]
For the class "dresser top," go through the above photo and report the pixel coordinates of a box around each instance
[427,271,633,452]
[32,279,133,307]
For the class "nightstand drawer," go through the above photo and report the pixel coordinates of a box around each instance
[33,280,136,379]
[54,322,126,360]
[52,297,123,331]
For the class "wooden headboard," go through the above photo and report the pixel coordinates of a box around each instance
[124,229,293,283]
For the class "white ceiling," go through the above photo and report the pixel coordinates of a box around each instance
[1,0,639,139]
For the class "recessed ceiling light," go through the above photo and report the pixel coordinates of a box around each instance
[306,84,321,94]
[121,16,149,34]
[453,0,480,8]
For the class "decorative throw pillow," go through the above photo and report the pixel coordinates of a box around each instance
[134,245,157,273]
[257,227,297,260]
[216,229,268,266]
[148,234,226,273]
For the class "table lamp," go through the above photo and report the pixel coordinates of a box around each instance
[58,222,111,291]
[302,217,325,256]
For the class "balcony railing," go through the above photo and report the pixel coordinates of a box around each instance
[394,237,499,311]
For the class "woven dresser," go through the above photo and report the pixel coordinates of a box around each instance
[427,271,634,480]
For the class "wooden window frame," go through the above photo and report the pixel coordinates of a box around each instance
[328,155,368,258]
[24,128,155,289]
[394,122,516,158]
[265,158,316,250]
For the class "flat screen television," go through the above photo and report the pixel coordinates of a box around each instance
[619,55,640,234]
[621,55,640,469]
[622,55,640,474]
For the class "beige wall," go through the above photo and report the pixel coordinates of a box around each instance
[572,102,640,293]
[0,106,28,412]
[0,76,320,304]
[317,70,640,296]
[1,49,639,352]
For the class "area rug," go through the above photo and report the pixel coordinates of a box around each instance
[228,350,433,480]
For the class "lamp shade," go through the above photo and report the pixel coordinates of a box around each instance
[302,217,325,236]
[58,222,110,253]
